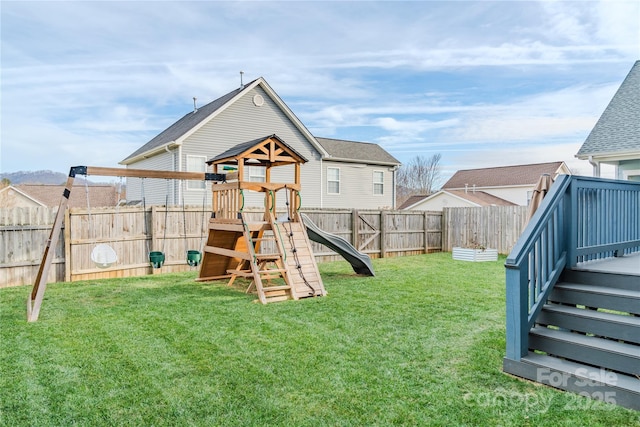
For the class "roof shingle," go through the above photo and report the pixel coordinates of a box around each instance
[442,161,564,189]
[315,137,400,165]
[577,60,640,158]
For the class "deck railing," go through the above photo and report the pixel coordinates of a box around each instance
[569,176,640,264]
[505,175,640,360]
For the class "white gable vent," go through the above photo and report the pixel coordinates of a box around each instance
[253,94,264,107]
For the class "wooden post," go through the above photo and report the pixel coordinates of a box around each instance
[28,174,75,322]
[380,210,387,258]
[424,211,429,254]
[352,210,359,249]
[64,207,71,282]
[505,261,530,360]
[150,205,160,274]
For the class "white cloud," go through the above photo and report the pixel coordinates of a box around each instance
[1,0,637,176]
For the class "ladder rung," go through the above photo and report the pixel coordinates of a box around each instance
[262,285,291,291]
[258,268,287,274]
[265,295,290,302]
[256,254,282,260]
[226,269,253,277]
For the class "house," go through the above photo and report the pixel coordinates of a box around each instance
[402,161,570,210]
[0,184,121,208]
[576,60,640,181]
[399,190,517,211]
[120,77,401,210]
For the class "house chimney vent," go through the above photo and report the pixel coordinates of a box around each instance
[240,71,244,88]
[193,97,198,113]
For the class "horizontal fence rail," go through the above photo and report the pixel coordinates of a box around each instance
[504,175,640,361]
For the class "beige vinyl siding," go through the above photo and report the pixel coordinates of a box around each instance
[322,161,395,209]
[126,153,176,205]
[180,86,323,208]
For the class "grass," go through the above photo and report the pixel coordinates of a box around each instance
[1,253,638,426]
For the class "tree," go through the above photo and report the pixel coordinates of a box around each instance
[396,153,442,205]
[0,178,10,188]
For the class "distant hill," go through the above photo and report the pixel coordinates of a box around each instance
[0,170,99,186]
[1,170,69,185]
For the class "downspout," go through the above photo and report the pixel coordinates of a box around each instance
[588,155,600,177]
[177,144,183,205]
[164,144,176,205]
[320,154,324,208]
[392,165,398,209]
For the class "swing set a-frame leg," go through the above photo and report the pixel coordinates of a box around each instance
[27,172,76,322]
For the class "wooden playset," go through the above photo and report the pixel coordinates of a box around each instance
[196,135,326,303]
[27,135,326,321]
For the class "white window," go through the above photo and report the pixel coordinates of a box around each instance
[247,166,266,182]
[373,171,384,195]
[327,167,340,194]
[186,155,206,190]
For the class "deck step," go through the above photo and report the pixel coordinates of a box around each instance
[503,352,640,411]
[537,304,640,344]
[560,270,640,291]
[529,326,640,376]
[549,282,640,315]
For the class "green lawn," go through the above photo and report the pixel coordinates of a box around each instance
[1,253,637,426]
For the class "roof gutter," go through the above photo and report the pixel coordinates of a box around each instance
[119,141,182,165]
[325,156,401,167]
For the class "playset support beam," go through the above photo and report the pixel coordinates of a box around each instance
[27,165,230,322]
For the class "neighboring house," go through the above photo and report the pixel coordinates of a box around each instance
[120,77,401,209]
[0,184,121,208]
[576,60,640,181]
[400,189,517,211]
[402,161,571,211]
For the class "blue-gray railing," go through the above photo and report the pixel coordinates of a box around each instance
[505,175,640,360]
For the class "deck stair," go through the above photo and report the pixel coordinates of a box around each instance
[504,269,640,410]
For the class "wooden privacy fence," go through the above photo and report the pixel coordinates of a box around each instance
[442,206,529,254]
[0,207,64,289]
[1,205,528,288]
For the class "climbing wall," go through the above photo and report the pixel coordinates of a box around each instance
[278,221,326,299]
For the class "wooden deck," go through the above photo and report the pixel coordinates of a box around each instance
[575,252,640,276]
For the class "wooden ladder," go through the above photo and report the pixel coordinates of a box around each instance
[226,213,296,304]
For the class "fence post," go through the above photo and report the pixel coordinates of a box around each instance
[150,205,156,253]
[423,211,429,253]
[380,210,387,258]
[352,209,359,249]
[64,207,71,282]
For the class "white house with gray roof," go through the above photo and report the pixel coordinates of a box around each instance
[576,60,640,181]
[120,77,400,209]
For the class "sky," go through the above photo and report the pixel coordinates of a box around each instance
[1,1,639,184]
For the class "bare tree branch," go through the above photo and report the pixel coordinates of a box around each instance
[396,153,442,205]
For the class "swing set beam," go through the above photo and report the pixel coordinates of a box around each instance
[27,165,229,322]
